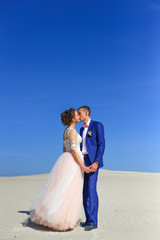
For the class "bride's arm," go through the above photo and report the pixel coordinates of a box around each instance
[63,146,66,152]
[63,132,66,152]
[69,129,91,173]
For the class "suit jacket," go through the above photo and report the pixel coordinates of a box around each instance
[80,120,105,168]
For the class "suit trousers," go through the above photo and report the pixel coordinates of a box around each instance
[83,156,99,227]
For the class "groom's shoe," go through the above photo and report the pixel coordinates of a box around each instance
[84,225,98,231]
[80,222,91,228]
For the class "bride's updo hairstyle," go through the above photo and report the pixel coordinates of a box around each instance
[61,108,76,126]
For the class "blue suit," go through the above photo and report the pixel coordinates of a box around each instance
[80,120,105,226]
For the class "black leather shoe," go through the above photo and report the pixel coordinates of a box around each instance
[84,225,98,231]
[80,222,91,228]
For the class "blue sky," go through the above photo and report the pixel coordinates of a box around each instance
[0,0,160,176]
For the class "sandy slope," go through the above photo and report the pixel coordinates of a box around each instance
[0,169,160,240]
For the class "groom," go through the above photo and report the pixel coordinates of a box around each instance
[78,106,105,231]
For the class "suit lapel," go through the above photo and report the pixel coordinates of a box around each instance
[86,119,93,136]
[80,120,94,139]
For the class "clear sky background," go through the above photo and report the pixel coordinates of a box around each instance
[0,0,160,176]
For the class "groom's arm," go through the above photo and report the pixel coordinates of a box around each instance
[95,122,105,162]
[90,122,105,172]
[80,127,83,136]
[80,127,83,152]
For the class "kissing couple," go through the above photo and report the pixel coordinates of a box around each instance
[30,106,105,232]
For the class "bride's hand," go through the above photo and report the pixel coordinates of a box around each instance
[83,165,91,174]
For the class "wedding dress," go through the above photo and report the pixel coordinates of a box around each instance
[30,128,84,231]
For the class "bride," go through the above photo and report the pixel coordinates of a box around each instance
[30,108,91,231]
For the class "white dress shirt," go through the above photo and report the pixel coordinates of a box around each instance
[82,119,91,155]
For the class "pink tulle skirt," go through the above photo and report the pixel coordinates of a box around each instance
[30,151,84,231]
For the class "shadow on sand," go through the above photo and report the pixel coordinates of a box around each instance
[18,210,73,232]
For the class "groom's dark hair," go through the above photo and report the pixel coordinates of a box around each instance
[78,106,91,116]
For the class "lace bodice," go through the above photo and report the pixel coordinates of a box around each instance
[63,128,82,152]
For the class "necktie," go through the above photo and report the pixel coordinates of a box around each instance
[82,124,88,128]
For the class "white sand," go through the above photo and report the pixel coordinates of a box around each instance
[1,169,160,240]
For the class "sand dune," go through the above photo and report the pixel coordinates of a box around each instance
[1,169,160,240]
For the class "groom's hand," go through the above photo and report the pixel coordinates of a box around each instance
[90,162,98,172]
